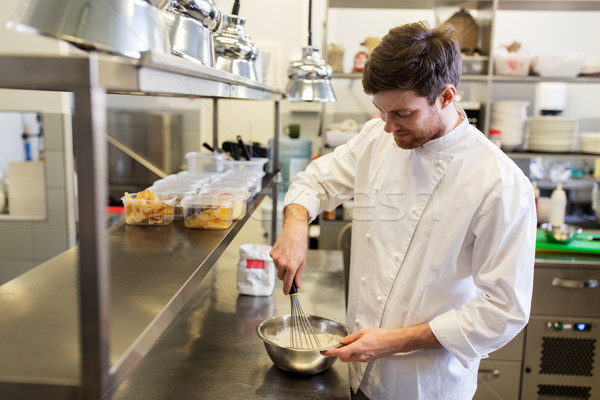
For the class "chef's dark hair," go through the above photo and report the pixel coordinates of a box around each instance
[362,22,462,105]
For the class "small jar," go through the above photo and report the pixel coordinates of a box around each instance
[489,129,501,148]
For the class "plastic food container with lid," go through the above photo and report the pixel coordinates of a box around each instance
[176,170,221,183]
[200,187,251,220]
[147,185,197,219]
[185,152,226,174]
[225,157,268,173]
[211,176,256,196]
[163,173,211,187]
[235,170,266,194]
[181,194,235,229]
[122,192,177,226]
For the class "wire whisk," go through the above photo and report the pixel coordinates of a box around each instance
[289,282,321,349]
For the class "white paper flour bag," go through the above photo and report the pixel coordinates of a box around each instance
[237,244,275,296]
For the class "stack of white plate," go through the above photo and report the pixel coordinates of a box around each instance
[490,100,529,151]
[526,116,578,152]
[579,132,600,154]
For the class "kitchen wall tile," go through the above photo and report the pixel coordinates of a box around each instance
[46,188,67,224]
[43,113,65,151]
[0,223,33,259]
[32,224,69,260]
[44,149,65,188]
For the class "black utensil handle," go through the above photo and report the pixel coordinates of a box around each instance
[290,281,298,295]
[231,0,240,15]
[203,142,215,152]
[236,135,252,161]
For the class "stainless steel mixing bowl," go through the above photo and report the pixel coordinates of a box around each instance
[256,314,349,375]
[540,222,582,244]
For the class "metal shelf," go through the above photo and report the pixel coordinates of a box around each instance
[329,0,600,11]
[0,175,275,399]
[0,52,282,400]
[328,0,493,10]
[0,52,284,100]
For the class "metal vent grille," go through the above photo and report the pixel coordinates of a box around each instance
[537,384,591,399]
[540,337,596,376]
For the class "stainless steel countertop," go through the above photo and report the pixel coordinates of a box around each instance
[111,249,350,400]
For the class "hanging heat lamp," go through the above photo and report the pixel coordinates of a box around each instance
[285,0,336,103]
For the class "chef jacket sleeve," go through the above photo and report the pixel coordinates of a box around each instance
[283,120,377,221]
[429,171,536,367]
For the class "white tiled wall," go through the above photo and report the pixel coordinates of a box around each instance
[0,113,76,284]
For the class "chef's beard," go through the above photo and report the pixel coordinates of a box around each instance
[392,110,446,150]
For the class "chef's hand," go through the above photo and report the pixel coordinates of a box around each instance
[321,324,442,363]
[269,204,309,294]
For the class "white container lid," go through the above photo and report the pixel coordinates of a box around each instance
[201,187,251,201]
[147,185,197,198]
[185,151,226,161]
[151,179,200,191]
[181,194,235,208]
[211,177,254,191]
[225,157,268,170]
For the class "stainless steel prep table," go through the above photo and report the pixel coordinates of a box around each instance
[111,249,350,400]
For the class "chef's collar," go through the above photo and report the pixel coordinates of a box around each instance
[420,117,469,152]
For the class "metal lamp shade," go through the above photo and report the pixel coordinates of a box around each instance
[286,47,336,103]
[7,0,170,59]
[213,15,259,80]
[162,9,215,66]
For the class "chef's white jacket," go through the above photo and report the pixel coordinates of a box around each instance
[284,117,536,400]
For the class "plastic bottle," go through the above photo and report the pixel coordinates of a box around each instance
[549,182,567,227]
[353,44,368,73]
[488,129,501,148]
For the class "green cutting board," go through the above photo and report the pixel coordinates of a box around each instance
[536,230,600,254]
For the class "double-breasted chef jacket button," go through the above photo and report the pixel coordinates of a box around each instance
[365,233,371,239]
[374,187,379,192]
[360,276,366,282]
[393,252,400,260]
[436,159,443,166]
[377,296,383,303]
[355,318,360,324]
[411,206,418,214]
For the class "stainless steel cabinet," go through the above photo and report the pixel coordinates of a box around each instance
[522,258,600,400]
[0,52,283,400]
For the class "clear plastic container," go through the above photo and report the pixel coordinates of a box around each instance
[211,176,256,196]
[185,152,226,174]
[147,185,197,219]
[122,191,176,226]
[235,171,266,194]
[200,187,251,220]
[176,170,221,183]
[225,157,268,173]
[181,194,235,229]
[163,173,211,187]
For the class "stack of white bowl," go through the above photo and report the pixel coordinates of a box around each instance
[526,117,578,152]
[579,132,600,154]
[490,101,529,151]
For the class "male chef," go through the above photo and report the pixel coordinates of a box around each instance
[270,21,536,400]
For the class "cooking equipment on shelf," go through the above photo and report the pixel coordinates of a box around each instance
[213,2,260,81]
[8,0,170,58]
[256,314,349,375]
[162,0,222,66]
